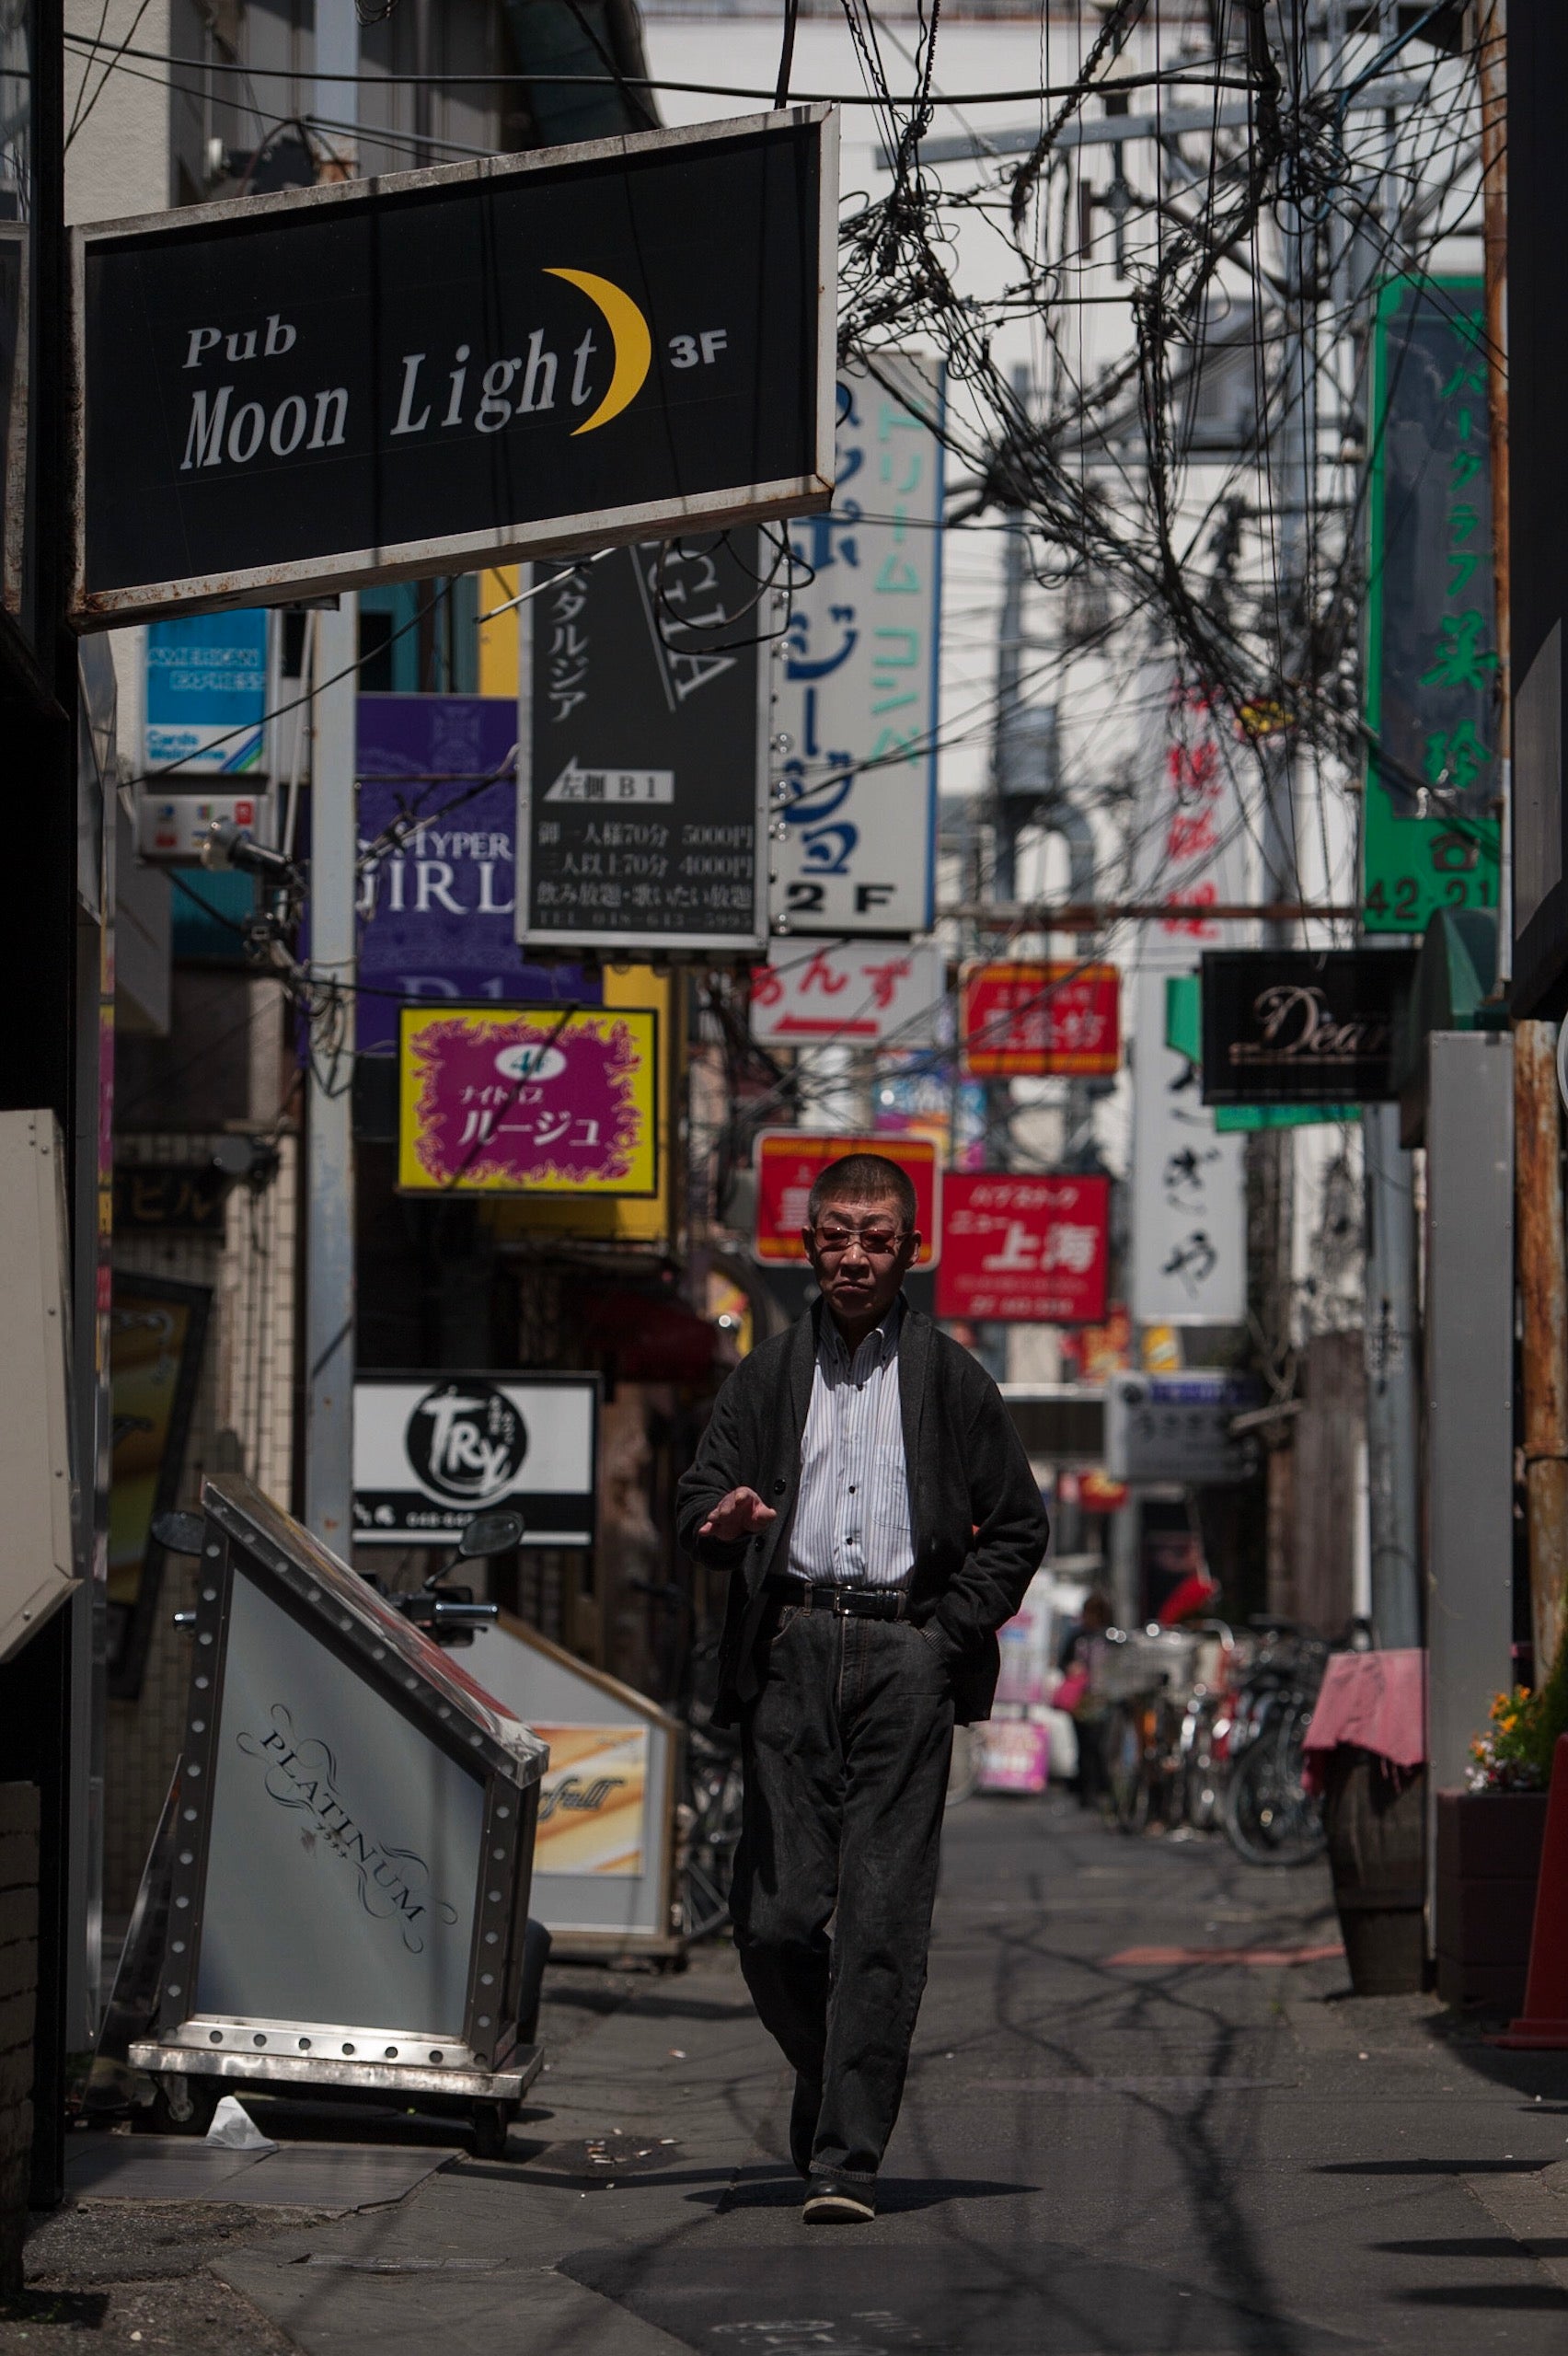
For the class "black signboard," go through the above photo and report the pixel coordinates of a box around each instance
[73,110,836,625]
[1200,949,1418,1104]
[518,531,767,954]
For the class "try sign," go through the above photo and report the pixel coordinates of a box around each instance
[936,1173,1110,1326]
[962,962,1121,1079]
[72,110,836,624]
[752,1131,940,1265]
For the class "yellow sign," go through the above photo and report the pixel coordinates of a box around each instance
[533,1726,648,1877]
[398,1004,659,1195]
[486,967,674,1244]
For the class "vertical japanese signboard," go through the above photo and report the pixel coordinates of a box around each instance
[772,355,943,935]
[1130,968,1246,1326]
[936,1173,1110,1325]
[518,532,768,955]
[1128,676,1256,960]
[1363,277,1500,932]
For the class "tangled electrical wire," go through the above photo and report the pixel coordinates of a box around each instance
[833,0,1487,790]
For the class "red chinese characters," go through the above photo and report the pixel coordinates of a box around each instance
[936,1172,1111,1325]
[961,962,1121,1079]
[752,1131,941,1265]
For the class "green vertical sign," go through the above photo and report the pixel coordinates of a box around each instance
[1363,276,1501,932]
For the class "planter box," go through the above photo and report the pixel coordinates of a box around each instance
[1435,1787,1550,2013]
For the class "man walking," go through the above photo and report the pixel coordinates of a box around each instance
[676,1151,1049,2222]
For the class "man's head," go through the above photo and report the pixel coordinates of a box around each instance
[802,1152,920,1338]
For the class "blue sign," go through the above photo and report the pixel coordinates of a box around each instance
[145,610,269,775]
[355,696,599,1054]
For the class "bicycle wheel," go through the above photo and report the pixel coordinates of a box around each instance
[674,1734,744,1941]
[1105,1703,1152,1833]
[1221,1707,1325,1867]
[1182,1698,1224,1831]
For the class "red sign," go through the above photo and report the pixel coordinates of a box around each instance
[961,961,1121,1079]
[936,1172,1111,1324]
[752,1132,940,1265]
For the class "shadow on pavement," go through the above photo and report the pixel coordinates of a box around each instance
[558,2241,1369,2353]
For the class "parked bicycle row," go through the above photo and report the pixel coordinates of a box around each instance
[1080,1614,1336,1865]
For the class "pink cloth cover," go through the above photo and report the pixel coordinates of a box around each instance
[1301,1647,1426,1791]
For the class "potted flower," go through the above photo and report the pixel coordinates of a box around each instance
[1435,1634,1568,2011]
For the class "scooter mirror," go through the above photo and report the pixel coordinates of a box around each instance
[152,1510,208,1556]
[456,1508,525,1559]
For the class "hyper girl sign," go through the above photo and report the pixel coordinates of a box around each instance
[398,1005,659,1195]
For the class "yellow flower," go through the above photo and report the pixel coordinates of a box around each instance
[1501,1715,1518,1734]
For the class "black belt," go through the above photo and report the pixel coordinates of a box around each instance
[766,1577,910,1622]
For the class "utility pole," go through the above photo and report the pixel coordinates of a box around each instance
[1514,1023,1568,1679]
[1362,1103,1421,1646]
[1477,0,1562,1677]
[304,595,358,1552]
[303,1,359,1555]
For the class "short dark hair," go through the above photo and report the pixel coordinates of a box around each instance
[806,1152,918,1231]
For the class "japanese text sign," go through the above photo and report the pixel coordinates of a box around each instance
[772,355,943,936]
[936,1173,1110,1325]
[75,110,836,624]
[750,939,946,1045]
[356,694,598,1054]
[1104,1372,1259,1487]
[398,1005,658,1195]
[518,532,767,953]
[961,961,1120,1079]
[752,1131,940,1265]
[1130,967,1246,1325]
[1363,276,1500,932]
[1130,676,1257,964]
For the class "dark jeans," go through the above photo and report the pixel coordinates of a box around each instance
[730,1598,955,2185]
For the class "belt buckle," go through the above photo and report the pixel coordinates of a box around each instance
[832,1589,855,1617]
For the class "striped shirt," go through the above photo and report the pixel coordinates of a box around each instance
[786,1297,915,1590]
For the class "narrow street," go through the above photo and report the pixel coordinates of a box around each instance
[19,1793,1568,2353]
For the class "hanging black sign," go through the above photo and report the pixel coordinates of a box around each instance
[1200,949,1417,1104]
[72,110,836,626]
[517,530,768,955]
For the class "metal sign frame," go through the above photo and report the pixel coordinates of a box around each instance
[69,107,838,628]
[516,536,773,957]
[128,1475,548,2106]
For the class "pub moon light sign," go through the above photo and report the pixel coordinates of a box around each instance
[69,109,837,626]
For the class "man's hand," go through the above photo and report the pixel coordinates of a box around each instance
[698,1485,778,1542]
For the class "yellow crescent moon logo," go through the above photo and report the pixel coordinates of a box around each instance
[544,267,652,436]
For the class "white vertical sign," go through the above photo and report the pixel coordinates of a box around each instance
[1128,674,1257,966]
[1130,967,1247,1326]
[771,355,943,936]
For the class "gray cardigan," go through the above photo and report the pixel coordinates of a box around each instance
[675,1298,1050,1726]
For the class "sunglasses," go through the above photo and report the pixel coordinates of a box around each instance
[811,1220,908,1258]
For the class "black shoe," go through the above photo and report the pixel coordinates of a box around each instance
[802,2177,876,2223]
[790,2074,822,2178]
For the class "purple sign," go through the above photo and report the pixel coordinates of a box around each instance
[356,696,599,1054]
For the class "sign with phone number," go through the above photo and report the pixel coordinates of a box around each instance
[1362,275,1500,934]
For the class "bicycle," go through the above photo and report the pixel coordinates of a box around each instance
[1220,1622,1328,1867]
